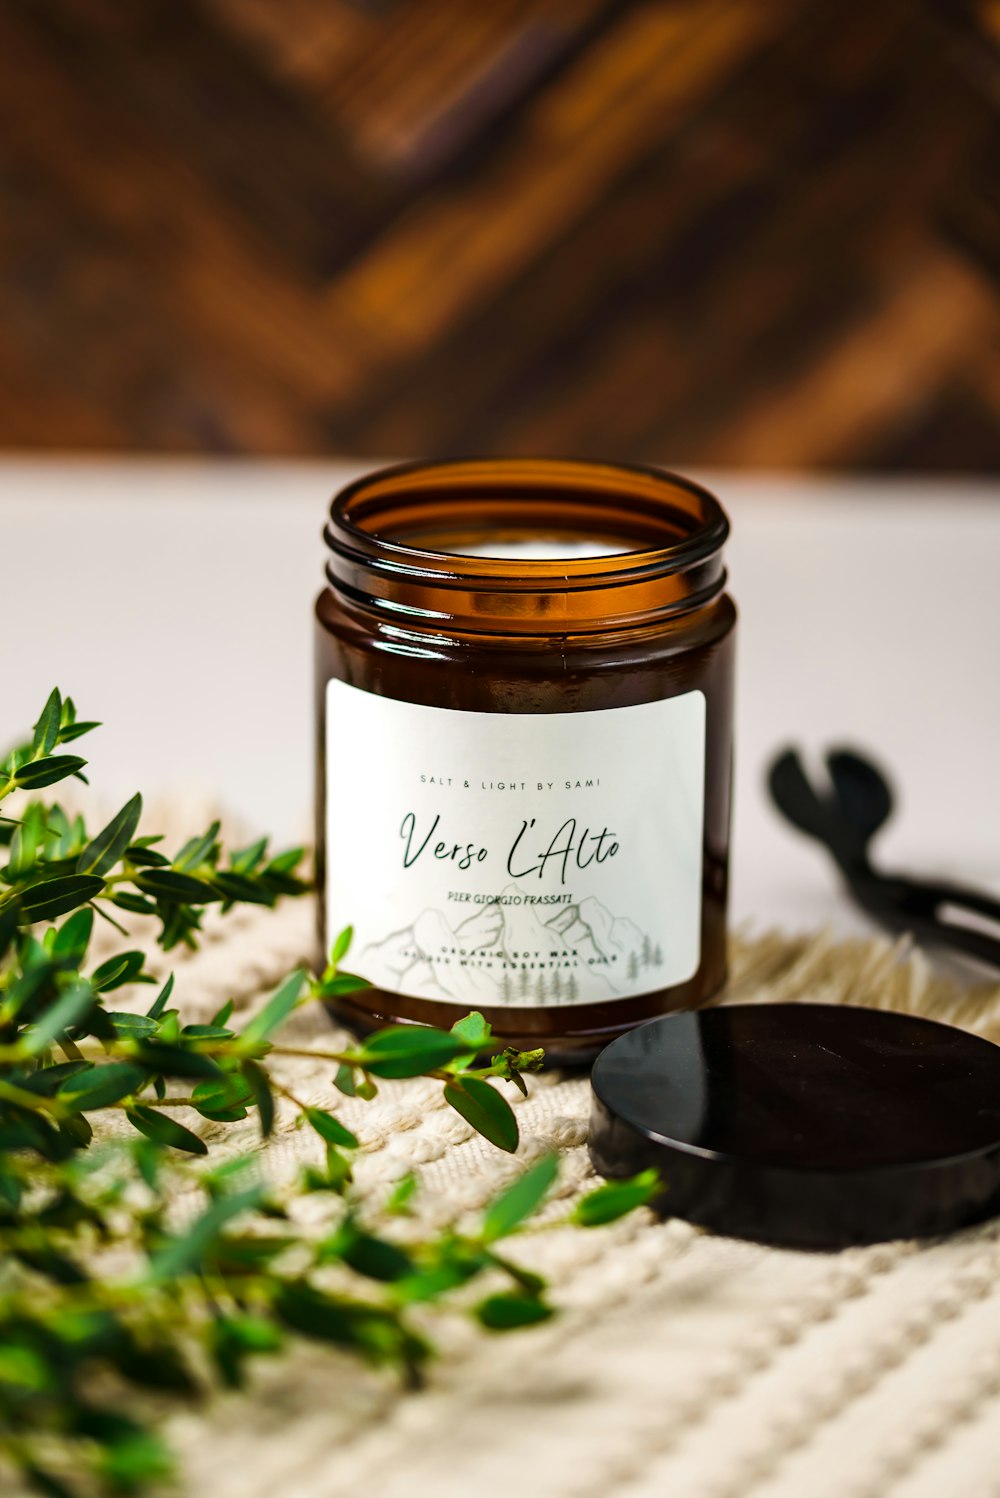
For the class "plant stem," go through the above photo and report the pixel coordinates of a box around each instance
[269,1044,354,1065]
[270,1076,309,1114]
[0,1077,56,1113]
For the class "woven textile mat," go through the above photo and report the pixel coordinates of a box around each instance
[57,878,1000,1498]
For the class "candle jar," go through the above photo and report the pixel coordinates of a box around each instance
[315,459,735,1064]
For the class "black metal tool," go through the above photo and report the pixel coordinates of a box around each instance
[768,747,1000,971]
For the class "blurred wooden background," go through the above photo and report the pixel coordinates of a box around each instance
[2,0,1000,468]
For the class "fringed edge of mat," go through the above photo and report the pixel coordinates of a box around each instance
[723,923,1000,1039]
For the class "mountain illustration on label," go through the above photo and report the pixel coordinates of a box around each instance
[359,883,666,1006]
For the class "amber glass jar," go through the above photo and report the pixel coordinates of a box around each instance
[315,459,735,1064]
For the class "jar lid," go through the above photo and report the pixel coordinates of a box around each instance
[589,1004,1000,1249]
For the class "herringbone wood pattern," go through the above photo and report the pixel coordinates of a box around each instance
[2,0,1000,468]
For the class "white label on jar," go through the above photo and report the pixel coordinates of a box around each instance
[325,681,705,1008]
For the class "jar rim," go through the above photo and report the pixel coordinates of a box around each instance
[325,458,729,584]
[323,459,730,635]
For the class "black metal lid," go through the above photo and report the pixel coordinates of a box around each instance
[589,1003,1000,1249]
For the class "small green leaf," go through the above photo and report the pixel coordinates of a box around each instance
[106,1012,158,1039]
[0,1344,52,1391]
[272,1285,422,1371]
[59,1112,94,1149]
[214,1312,282,1352]
[126,1106,208,1156]
[21,981,95,1055]
[475,1293,554,1331]
[20,874,105,922]
[131,1042,223,1080]
[0,899,19,959]
[6,802,46,878]
[77,793,143,877]
[57,718,101,743]
[211,871,274,905]
[135,868,219,904]
[241,1058,275,1138]
[487,1251,546,1296]
[51,906,94,961]
[328,924,353,967]
[156,1012,181,1043]
[444,1077,519,1153]
[146,972,174,1020]
[123,844,170,868]
[96,1430,174,1492]
[394,1262,482,1305]
[202,1155,258,1195]
[319,1145,353,1193]
[16,1059,87,1096]
[265,846,305,875]
[110,890,157,916]
[240,969,306,1043]
[91,949,148,992]
[0,1169,22,1209]
[336,1231,414,1283]
[148,1186,264,1279]
[4,960,57,1027]
[13,755,87,790]
[317,971,369,997]
[304,1107,358,1150]
[357,1025,466,1079]
[58,1062,146,1110]
[450,1010,493,1052]
[43,804,75,858]
[571,1169,661,1227]
[172,820,221,872]
[230,836,268,873]
[385,1172,418,1215]
[333,1063,357,1097]
[212,998,234,1027]
[210,1313,283,1385]
[31,688,62,756]
[482,1154,559,1242]
[272,1283,353,1344]
[191,1075,254,1119]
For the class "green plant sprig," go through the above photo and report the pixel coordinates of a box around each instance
[0,690,308,950]
[0,691,658,1498]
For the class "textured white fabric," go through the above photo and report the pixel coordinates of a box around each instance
[118,894,1000,1498]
